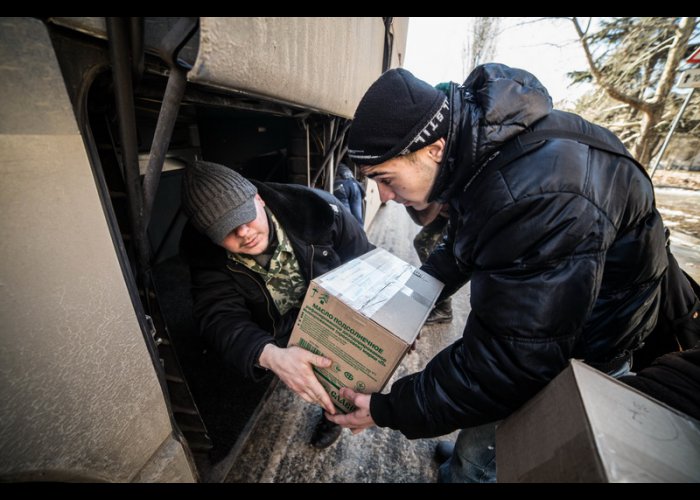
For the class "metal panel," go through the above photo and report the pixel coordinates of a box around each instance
[190,17,406,118]
[49,16,107,40]
[0,17,195,482]
[49,17,409,118]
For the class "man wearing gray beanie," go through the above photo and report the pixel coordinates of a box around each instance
[180,160,373,449]
[328,64,670,482]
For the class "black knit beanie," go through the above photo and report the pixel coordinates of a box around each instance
[348,68,449,166]
[181,161,258,243]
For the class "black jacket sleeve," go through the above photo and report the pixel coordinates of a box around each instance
[187,258,275,382]
[181,223,275,381]
[620,346,700,421]
[372,192,611,438]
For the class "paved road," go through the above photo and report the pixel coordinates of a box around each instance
[656,187,700,241]
[656,187,700,283]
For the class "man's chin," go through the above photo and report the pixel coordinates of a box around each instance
[406,201,429,210]
[242,246,265,256]
[240,241,268,256]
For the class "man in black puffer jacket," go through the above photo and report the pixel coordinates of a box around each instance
[327,65,668,481]
[180,161,373,449]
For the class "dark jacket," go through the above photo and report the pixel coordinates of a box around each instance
[620,346,700,421]
[180,181,374,381]
[334,164,366,225]
[370,63,668,438]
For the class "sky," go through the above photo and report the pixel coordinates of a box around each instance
[403,17,592,109]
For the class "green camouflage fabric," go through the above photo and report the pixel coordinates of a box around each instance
[413,216,449,264]
[228,210,307,316]
[413,215,452,312]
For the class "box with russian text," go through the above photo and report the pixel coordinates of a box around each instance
[288,247,443,413]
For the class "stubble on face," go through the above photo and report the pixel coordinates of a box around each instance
[361,150,439,210]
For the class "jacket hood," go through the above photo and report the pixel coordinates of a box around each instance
[429,63,553,203]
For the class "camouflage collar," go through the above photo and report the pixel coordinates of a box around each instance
[227,208,306,316]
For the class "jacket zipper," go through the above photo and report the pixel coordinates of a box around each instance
[226,264,279,339]
[463,151,500,193]
[308,244,315,280]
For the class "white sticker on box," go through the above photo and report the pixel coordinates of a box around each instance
[321,256,415,317]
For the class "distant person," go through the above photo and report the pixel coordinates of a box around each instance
[180,161,373,449]
[328,64,670,482]
[333,163,365,226]
[407,202,452,324]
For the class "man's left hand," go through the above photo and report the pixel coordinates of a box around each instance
[325,388,375,434]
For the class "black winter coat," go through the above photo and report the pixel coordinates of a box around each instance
[180,181,374,381]
[370,63,668,438]
[620,346,700,421]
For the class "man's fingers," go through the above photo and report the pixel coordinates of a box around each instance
[317,390,336,415]
[339,387,359,403]
[308,353,332,368]
[326,409,365,427]
[300,384,335,415]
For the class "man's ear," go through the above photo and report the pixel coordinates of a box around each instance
[426,138,446,163]
[255,193,265,207]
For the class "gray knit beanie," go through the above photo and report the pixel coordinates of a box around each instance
[181,161,258,243]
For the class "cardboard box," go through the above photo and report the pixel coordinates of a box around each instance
[288,248,443,413]
[496,359,700,482]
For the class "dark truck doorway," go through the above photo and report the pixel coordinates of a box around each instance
[72,22,351,480]
[39,16,406,481]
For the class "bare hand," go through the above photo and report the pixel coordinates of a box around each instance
[259,344,336,414]
[325,388,374,434]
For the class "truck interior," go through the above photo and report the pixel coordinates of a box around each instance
[48,17,365,480]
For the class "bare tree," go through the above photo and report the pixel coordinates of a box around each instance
[571,17,697,166]
[462,17,501,80]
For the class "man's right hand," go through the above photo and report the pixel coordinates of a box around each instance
[258,344,336,415]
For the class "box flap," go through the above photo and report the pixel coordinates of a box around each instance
[573,361,700,482]
[496,362,606,482]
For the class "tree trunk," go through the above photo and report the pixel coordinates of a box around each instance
[574,17,696,166]
[633,17,695,166]
[634,108,661,166]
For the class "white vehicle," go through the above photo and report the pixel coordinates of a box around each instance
[0,17,407,482]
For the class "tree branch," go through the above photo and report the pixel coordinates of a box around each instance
[572,17,650,112]
[651,17,696,106]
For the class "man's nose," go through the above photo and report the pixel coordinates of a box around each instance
[377,183,394,203]
[235,224,250,237]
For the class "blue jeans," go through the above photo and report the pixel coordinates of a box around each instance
[438,360,632,483]
[438,420,499,483]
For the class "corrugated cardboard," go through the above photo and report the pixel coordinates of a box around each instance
[496,359,700,482]
[288,248,443,413]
